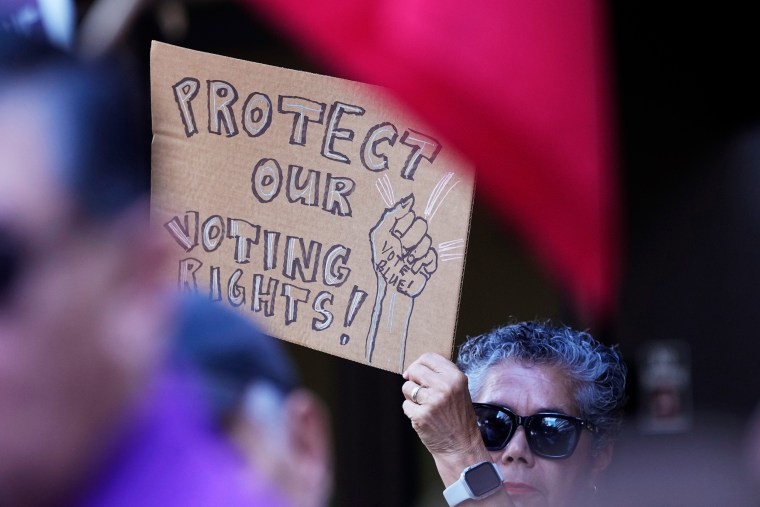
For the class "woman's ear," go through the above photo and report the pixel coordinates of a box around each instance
[590,441,614,483]
[117,199,174,291]
[98,200,176,392]
[283,389,333,507]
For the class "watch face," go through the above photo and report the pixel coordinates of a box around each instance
[465,462,502,496]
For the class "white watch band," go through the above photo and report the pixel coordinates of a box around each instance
[443,478,472,506]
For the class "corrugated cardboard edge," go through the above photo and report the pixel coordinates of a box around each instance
[445,173,476,366]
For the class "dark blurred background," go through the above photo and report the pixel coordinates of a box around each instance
[66,1,760,504]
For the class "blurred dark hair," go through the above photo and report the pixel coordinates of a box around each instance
[172,295,300,424]
[0,31,150,219]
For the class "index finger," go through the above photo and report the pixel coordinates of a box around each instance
[374,194,414,237]
[403,352,459,380]
[382,194,415,222]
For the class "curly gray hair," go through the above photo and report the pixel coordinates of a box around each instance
[457,321,627,453]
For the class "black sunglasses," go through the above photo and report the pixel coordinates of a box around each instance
[473,403,598,459]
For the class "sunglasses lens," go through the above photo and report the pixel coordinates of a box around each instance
[527,416,580,458]
[474,405,514,450]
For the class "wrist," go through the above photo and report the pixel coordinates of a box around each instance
[442,461,504,506]
[433,447,495,487]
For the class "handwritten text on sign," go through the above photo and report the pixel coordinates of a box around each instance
[150,42,474,373]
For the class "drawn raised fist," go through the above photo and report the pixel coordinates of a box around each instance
[366,195,438,368]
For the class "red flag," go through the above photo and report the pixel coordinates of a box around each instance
[243,0,619,321]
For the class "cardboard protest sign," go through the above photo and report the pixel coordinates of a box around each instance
[150,42,475,373]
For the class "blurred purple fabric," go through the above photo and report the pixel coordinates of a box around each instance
[74,368,290,507]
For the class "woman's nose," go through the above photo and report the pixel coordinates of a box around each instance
[499,426,535,466]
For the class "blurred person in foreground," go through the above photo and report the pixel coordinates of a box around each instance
[402,321,627,507]
[173,299,333,507]
[0,34,288,506]
[0,0,75,50]
[747,404,760,495]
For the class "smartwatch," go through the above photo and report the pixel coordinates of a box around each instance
[443,461,504,506]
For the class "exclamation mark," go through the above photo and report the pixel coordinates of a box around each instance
[340,285,368,345]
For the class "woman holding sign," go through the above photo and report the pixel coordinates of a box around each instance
[402,321,627,507]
